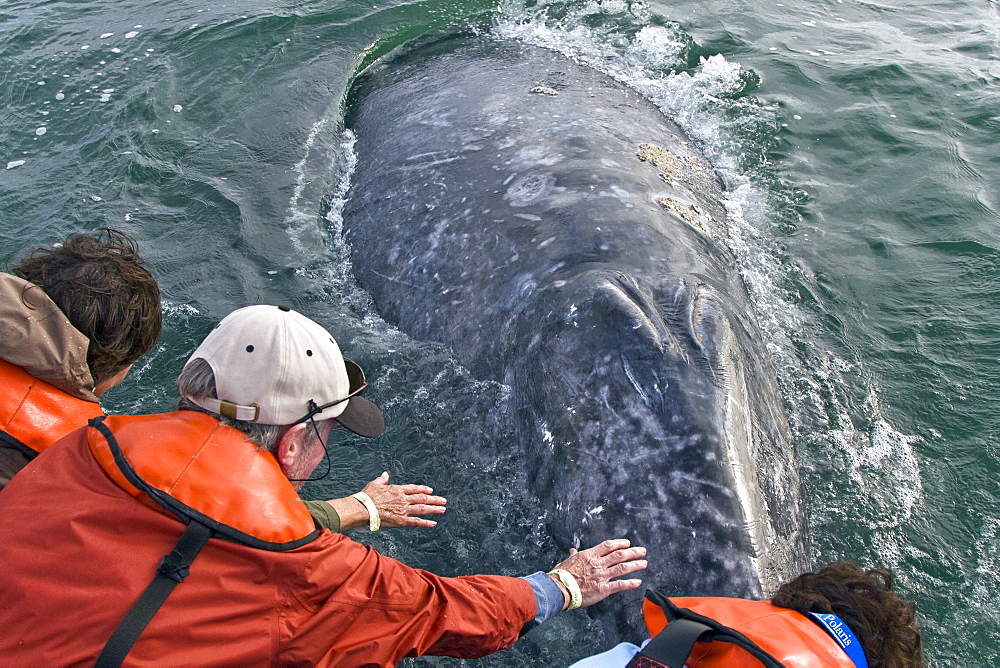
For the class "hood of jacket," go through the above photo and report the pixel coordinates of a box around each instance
[0,273,97,402]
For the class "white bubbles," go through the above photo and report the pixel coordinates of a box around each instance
[631,25,685,70]
[90,195,103,202]
[973,519,1000,605]
[839,418,924,529]
[163,301,200,317]
[172,104,183,112]
[692,53,746,97]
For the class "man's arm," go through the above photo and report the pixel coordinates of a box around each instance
[306,472,448,532]
[290,536,647,664]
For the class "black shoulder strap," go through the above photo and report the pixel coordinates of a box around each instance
[626,590,787,668]
[0,428,38,460]
[95,520,213,668]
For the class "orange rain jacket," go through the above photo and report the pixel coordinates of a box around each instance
[641,596,857,667]
[0,412,536,666]
[0,274,102,487]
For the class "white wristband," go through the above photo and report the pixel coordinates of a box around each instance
[547,569,583,610]
[351,492,381,532]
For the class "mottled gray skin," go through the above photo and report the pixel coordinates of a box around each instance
[343,32,809,642]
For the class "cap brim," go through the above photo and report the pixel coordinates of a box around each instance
[335,396,385,438]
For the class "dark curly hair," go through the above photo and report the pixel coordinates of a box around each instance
[772,561,923,667]
[14,228,162,387]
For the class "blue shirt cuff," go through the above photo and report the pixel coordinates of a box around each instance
[522,571,565,626]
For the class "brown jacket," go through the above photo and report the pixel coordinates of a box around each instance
[0,273,99,486]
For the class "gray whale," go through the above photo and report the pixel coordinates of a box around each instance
[342,30,808,641]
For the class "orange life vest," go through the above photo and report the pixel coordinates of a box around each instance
[0,357,103,456]
[637,594,858,668]
[88,412,318,545]
[90,412,321,664]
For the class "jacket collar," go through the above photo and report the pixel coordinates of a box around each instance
[0,273,97,402]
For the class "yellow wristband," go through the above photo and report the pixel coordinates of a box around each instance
[547,569,583,610]
[351,492,381,532]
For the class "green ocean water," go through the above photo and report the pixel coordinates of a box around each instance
[1,0,997,664]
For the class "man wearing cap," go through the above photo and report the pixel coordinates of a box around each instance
[0,231,443,537]
[0,304,647,666]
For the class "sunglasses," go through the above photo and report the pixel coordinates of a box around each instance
[290,358,369,427]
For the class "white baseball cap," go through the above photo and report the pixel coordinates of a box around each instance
[181,305,385,437]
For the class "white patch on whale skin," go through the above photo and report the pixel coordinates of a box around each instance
[603,280,661,345]
[542,426,555,451]
[504,171,556,206]
[608,184,637,207]
[511,145,564,167]
[720,335,773,593]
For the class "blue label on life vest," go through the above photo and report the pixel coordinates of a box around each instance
[808,612,869,668]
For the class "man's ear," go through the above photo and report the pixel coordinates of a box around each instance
[276,423,309,467]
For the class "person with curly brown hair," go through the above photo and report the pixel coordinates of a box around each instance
[0,228,162,488]
[572,561,923,668]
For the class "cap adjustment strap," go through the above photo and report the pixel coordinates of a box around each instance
[198,397,260,422]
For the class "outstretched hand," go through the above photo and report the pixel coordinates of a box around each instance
[360,472,447,529]
[550,539,647,609]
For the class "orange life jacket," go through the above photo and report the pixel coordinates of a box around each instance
[89,412,320,664]
[635,594,859,668]
[0,357,103,457]
[88,412,318,545]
